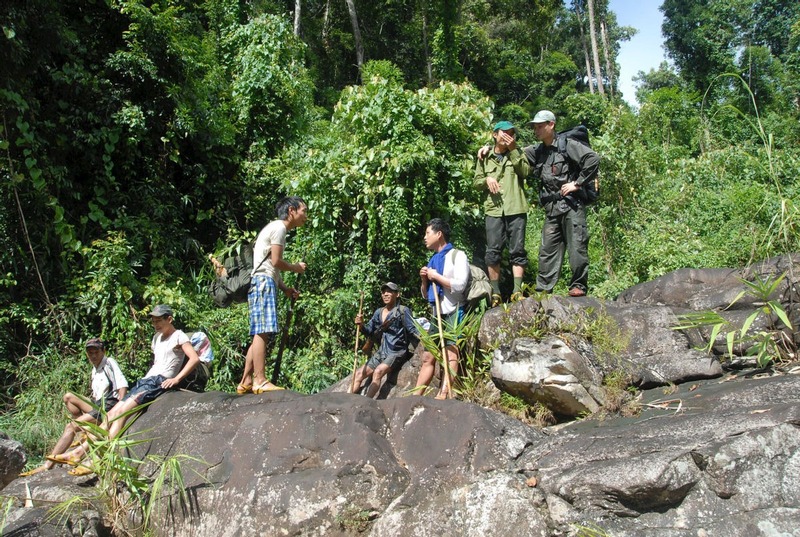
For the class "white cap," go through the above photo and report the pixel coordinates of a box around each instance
[528,110,556,125]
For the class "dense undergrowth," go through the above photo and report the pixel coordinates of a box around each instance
[4,86,799,465]
[1,1,799,468]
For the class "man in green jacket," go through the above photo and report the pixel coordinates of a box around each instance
[473,121,531,305]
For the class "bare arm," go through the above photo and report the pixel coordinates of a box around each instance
[270,244,306,274]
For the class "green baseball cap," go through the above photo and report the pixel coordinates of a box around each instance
[493,121,516,132]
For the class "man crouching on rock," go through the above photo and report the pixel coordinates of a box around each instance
[351,282,420,398]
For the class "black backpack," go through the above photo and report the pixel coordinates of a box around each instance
[556,125,599,204]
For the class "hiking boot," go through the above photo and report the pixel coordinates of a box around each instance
[568,287,586,297]
[491,293,502,307]
[510,292,524,302]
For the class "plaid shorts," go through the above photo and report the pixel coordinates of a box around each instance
[249,274,278,335]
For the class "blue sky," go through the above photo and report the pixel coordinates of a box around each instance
[609,0,668,105]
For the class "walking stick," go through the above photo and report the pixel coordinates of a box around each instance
[431,281,451,399]
[350,291,365,394]
[271,255,307,385]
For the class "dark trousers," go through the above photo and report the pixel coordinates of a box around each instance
[536,208,589,292]
[485,213,529,267]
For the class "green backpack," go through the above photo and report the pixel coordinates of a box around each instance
[208,246,268,308]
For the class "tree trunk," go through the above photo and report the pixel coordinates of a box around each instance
[420,0,432,84]
[600,18,614,95]
[344,0,364,75]
[575,4,595,94]
[322,0,330,48]
[293,0,301,37]
[587,0,605,95]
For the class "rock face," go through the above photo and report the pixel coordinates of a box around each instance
[4,254,800,536]
[486,254,799,415]
[6,375,800,537]
[0,431,26,490]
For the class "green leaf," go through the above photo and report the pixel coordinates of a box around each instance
[726,330,736,357]
[767,300,793,329]
[740,311,760,338]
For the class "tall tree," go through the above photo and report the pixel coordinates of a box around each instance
[574,2,595,93]
[344,0,364,74]
[661,0,742,91]
[600,18,614,95]
[586,0,605,95]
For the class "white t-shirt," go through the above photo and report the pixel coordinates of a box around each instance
[439,248,470,315]
[147,329,190,379]
[91,356,129,401]
[252,220,288,286]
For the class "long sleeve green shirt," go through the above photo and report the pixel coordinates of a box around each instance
[473,147,531,217]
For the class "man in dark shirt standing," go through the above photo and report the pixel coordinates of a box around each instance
[527,110,600,296]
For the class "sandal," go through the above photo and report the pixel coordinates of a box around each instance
[68,465,94,477]
[19,466,48,477]
[69,432,86,448]
[46,454,81,467]
[236,383,253,395]
[252,381,285,394]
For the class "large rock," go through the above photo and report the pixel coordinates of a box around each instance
[481,295,724,391]
[5,374,800,536]
[5,254,800,535]
[526,374,800,536]
[0,431,26,490]
[491,336,605,416]
[616,254,800,312]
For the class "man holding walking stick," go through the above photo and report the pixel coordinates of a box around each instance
[415,218,470,399]
[351,282,420,398]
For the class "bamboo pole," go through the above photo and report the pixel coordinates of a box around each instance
[270,252,308,385]
[350,291,365,394]
[431,282,451,399]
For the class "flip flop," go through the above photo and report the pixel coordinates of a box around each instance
[68,465,94,477]
[236,383,253,395]
[252,381,285,394]
[69,433,86,448]
[46,454,81,467]
[18,466,47,477]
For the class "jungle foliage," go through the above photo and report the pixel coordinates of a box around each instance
[1,0,799,460]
